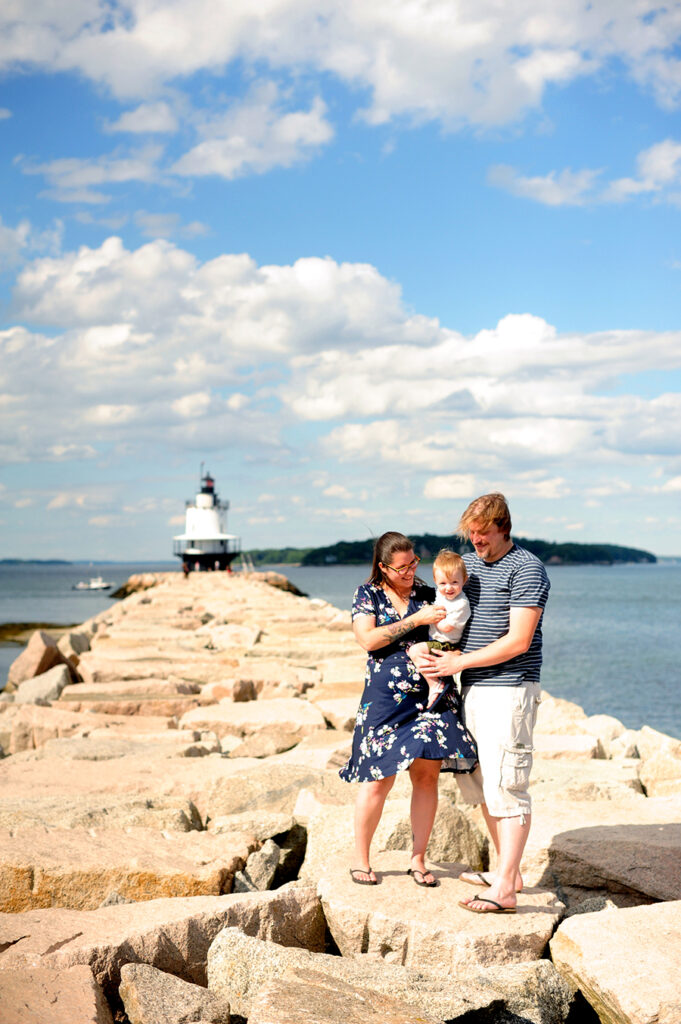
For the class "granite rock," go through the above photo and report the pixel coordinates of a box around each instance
[14,664,72,704]
[0,827,254,911]
[317,850,564,970]
[0,965,113,1024]
[6,629,74,691]
[119,962,230,1024]
[207,927,575,1024]
[0,885,326,997]
[550,900,681,1024]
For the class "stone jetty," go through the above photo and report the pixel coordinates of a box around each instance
[1,569,680,1024]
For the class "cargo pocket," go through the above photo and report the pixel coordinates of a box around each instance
[500,744,533,794]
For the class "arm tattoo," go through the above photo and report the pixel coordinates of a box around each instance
[379,620,414,643]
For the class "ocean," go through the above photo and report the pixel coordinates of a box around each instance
[1,559,680,741]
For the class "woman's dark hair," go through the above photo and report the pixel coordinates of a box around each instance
[367,531,414,585]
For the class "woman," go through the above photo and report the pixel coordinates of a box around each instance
[339,531,477,886]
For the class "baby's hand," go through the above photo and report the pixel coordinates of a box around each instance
[439,621,455,632]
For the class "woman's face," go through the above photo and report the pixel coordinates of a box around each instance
[380,548,418,587]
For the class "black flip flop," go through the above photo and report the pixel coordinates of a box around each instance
[407,868,439,887]
[350,868,378,886]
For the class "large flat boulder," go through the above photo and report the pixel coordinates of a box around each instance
[247,969,444,1024]
[516,792,681,899]
[0,885,325,998]
[207,928,575,1023]
[0,790,203,832]
[179,698,327,739]
[317,850,564,970]
[0,966,113,1024]
[0,827,254,911]
[0,703,176,753]
[550,901,681,1024]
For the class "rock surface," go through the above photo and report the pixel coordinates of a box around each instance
[119,962,230,1024]
[0,886,326,996]
[550,900,681,1023]
[318,850,564,969]
[0,827,254,911]
[207,927,575,1023]
[0,965,113,1024]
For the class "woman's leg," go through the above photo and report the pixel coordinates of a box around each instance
[353,774,396,881]
[408,758,441,882]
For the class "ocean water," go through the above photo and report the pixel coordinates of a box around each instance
[1,560,680,740]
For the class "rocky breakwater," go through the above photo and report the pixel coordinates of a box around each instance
[0,571,680,1024]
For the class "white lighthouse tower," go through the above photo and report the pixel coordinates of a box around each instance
[173,467,241,572]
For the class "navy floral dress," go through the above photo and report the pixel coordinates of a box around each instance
[339,581,478,783]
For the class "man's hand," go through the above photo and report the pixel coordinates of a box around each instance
[431,647,465,675]
[407,641,441,681]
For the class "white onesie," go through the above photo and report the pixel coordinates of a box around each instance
[428,591,471,644]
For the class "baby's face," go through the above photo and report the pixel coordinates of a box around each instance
[433,567,465,599]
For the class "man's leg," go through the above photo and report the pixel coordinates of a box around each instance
[458,683,539,909]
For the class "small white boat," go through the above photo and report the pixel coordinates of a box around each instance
[73,576,113,591]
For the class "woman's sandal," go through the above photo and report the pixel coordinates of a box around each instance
[349,868,378,886]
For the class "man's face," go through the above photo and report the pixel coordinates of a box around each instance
[468,520,509,563]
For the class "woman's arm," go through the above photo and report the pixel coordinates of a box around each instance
[353,604,446,653]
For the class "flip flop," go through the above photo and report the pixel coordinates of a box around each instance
[459,870,523,892]
[349,868,378,886]
[458,897,516,914]
[407,868,439,888]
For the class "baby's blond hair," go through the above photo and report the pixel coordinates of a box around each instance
[433,548,468,582]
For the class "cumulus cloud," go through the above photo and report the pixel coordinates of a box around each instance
[2,236,681,533]
[171,83,333,180]
[490,138,681,207]
[2,2,681,128]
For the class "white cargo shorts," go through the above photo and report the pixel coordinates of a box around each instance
[455,681,541,819]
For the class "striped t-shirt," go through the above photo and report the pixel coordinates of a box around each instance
[460,544,550,687]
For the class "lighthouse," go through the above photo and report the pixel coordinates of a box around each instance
[173,467,241,572]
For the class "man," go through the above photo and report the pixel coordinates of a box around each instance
[424,492,550,913]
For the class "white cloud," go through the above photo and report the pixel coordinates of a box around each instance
[0,216,63,268]
[491,138,681,207]
[2,2,681,129]
[134,211,209,239]
[423,475,476,500]
[0,107,11,119]
[487,164,601,206]
[2,237,681,537]
[172,83,333,180]
[20,145,163,204]
[105,101,179,134]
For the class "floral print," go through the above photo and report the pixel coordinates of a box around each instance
[339,581,477,783]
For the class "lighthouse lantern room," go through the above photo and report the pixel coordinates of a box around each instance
[173,467,241,572]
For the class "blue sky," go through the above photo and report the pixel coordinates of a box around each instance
[1,2,681,560]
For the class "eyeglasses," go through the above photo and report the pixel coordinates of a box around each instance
[383,556,420,576]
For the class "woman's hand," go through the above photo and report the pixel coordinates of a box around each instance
[415,605,447,626]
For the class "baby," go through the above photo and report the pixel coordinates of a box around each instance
[425,549,470,709]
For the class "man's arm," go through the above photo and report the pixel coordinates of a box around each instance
[429,605,543,675]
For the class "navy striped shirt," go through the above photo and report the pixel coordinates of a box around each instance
[460,544,550,687]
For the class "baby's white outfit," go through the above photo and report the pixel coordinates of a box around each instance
[429,592,471,644]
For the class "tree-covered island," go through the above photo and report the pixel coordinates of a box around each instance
[246,534,656,567]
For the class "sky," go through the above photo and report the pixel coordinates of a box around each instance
[1,1,681,561]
